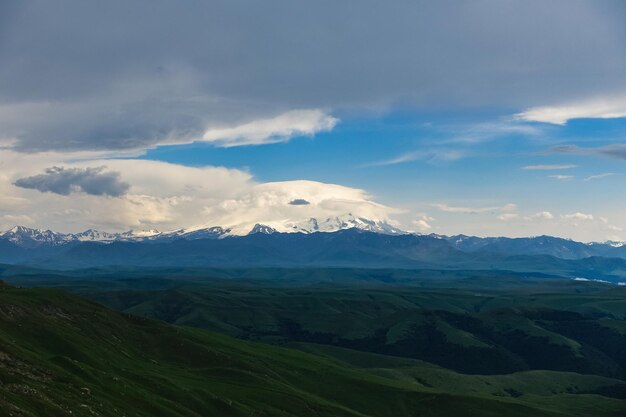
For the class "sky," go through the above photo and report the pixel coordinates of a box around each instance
[2,0,626,241]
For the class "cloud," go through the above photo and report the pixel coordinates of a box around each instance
[1,154,397,233]
[522,164,577,170]
[515,95,626,125]
[528,211,554,220]
[1,214,35,226]
[411,215,434,232]
[371,151,463,167]
[445,121,544,144]
[205,180,398,235]
[561,212,594,221]
[549,144,626,160]
[432,203,516,214]
[14,166,129,197]
[365,120,546,168]
[548,175,574,180]
[497,213,518,221]
[91,159,252,199]
[288,199,311,206]
[584,173,614,181]
[201,110,338,147]
[367,149,465,167]
[1,1,625,152]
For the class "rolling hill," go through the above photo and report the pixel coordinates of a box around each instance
[1,283,605,417]
[89,281,626,379]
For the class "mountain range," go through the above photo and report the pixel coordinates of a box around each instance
[0,214,404,247]
[2,220,626,282]
[2,217,625,257]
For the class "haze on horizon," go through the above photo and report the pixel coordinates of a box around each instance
[2,0,626,242]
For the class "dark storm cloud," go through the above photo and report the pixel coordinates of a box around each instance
[288,199,311,206]
[1,0,625,152]
[548,144,626,160]
[14,166,130,197]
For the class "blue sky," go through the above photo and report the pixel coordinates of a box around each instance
[1,1,626,240]
[134,111,626,239]
[141,112,625,189]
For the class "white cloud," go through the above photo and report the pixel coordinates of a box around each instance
[201,109,338,147]
[204,180,397,235]
[515,95,626,125]
[446,121,544,144]
[1,214,35,226]
[548,175,574,180]
[561,212,594,221]
[522,164,577,170]
[432,202,516,214]
[366,149,465,167]
[528,211,554,220]
[584,173,614,181]
[0,152,395,233]
[82,159,252,199]
[497,213,518,221]
[411,215,434,232]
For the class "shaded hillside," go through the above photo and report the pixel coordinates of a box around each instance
[92,283,626,378]
[0,285,582,417]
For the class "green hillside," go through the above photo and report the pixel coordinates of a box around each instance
[0,284,598,417]
[91,282,626,377]
[294,343,626,417]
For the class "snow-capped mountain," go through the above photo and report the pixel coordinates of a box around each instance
[5,220,626,258]
[73,229,120,242]
[0,226,74,247]
[118,229,162,239]
[0,215,403,247]
[170,227,231,240]
[598,240,626,248]
[248,224,278,235]
[5,223,626,271]
[285,214,404,235]
[176,214,404,236]
[0,226,166,247]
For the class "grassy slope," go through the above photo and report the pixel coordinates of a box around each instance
[293,343,626,417]
[91,283,626,377]
[0,286,582,417]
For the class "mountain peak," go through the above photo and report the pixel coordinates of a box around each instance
[5,225,45,234]
[121,229,161,238]
[286,214,404,235]
[600,240,626,248]
[175,226,231,240]
[1,226,69,247]
[248,224,277,235]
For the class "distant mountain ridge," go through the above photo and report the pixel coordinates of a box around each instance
[3,221,626,279]
[1,222,623,255]
[0,214,404,247]
[441,234,616,259]
[1,225,237,244]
